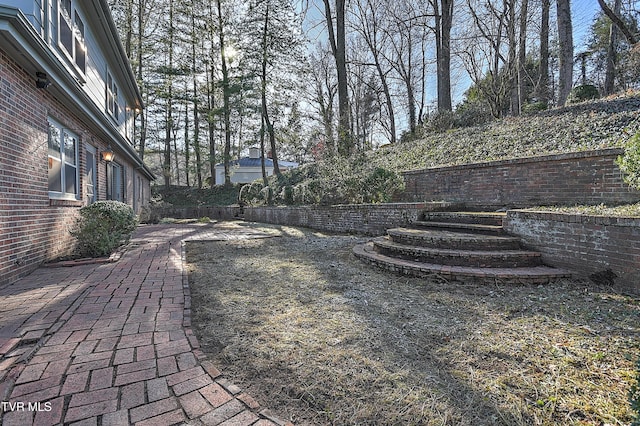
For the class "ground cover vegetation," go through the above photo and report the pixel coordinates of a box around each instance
[237,93,640,206]
[186,223,640,425]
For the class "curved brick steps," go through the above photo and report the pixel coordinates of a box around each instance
[355,211,572,284]
[423,211,506,226]
[372,236,542,268]
[413,221,504,235]
[387,228,522,251]
[353,242,572,284]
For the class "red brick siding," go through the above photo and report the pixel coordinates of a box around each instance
[0,48,146,286]
[400,149,640,207]
[504,211,640,290]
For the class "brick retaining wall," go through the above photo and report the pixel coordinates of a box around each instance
[151,206,242,221]
[401,149,640,207]
[244,202,456,236]
[156,203,638,291]
[504,210,640,290]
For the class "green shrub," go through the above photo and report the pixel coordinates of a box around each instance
[453,100,494,127]
[138,204,160,224]
[522,101,548,115]
[617,132,640,190]
[568,84,600,103]
[71,201,138,257]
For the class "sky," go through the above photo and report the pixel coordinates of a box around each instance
[573,0,604,52]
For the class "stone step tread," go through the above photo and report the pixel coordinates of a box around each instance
[354,242,572,282]
[414,221,504,233]
[423,211,506,225]
[373,237,541,258]
[388,228,520,243]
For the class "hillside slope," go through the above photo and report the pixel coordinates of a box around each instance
[369,92,640,173]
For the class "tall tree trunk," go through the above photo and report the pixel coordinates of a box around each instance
[538,0,550,105]
[207,62,216,187]
[260,4,280,175]
[216,0,232,186]
[434,0,453,112]
[507,0,518,115]
[517,0,528,114]
[173,108,180,186]
[136,0,146,160]
[163,0,174,190]
[191,5,202,188]
[323,0,352,156]
[604,0,622,95]
[184,102,191,187]
[556,0,573,107]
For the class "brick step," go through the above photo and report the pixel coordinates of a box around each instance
[422,211,506,226]
[413,220,505,235]
[372,237,542,268]
[387,228,521,250]
[353,242,572,285]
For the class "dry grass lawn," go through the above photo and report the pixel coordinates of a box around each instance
[186,223,640,426]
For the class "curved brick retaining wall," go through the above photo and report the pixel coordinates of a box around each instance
[156,203,638,291]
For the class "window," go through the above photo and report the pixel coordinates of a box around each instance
[107,162,123,202]
[48,119,79,199]
[107,72,119,121]
[58,1,86,74]
[85,146,97,204]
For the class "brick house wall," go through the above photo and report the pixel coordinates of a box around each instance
[0,48,149,286]
[400,149,640,208]
[504,211,640,290]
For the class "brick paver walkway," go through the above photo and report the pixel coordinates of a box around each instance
[0,222,291,426]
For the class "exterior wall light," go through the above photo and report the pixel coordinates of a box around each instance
[36,72,51,89]
[101,147,115,162]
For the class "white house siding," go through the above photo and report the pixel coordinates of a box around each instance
[8,1,136,146]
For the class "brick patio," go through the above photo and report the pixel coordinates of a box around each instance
[0,222,291,426]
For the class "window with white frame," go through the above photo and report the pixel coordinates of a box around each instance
[48,118,79,199]
[107,72,120,121]
[107,162,124,202]
[58,0,86,74]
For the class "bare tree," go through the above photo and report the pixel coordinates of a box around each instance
[597,0,638,45]
[215,0,233,185]
[431,0,453,112]
[322,0,352,155]
[351,0,396,144]
[604,0,622,94]
[308,46,338,153]
[556,0,573,107]
[537,0,550,105]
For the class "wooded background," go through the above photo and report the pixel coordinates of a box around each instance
[106,0,640,188]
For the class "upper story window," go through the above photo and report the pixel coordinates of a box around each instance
[107,72,120,121]
[58,0,86,74]
[48,118,79,200]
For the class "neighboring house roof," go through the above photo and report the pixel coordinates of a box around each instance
[0,3,154,180]
[215,157,299,168]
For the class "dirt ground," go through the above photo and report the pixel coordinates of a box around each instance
[186,222,640,426]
